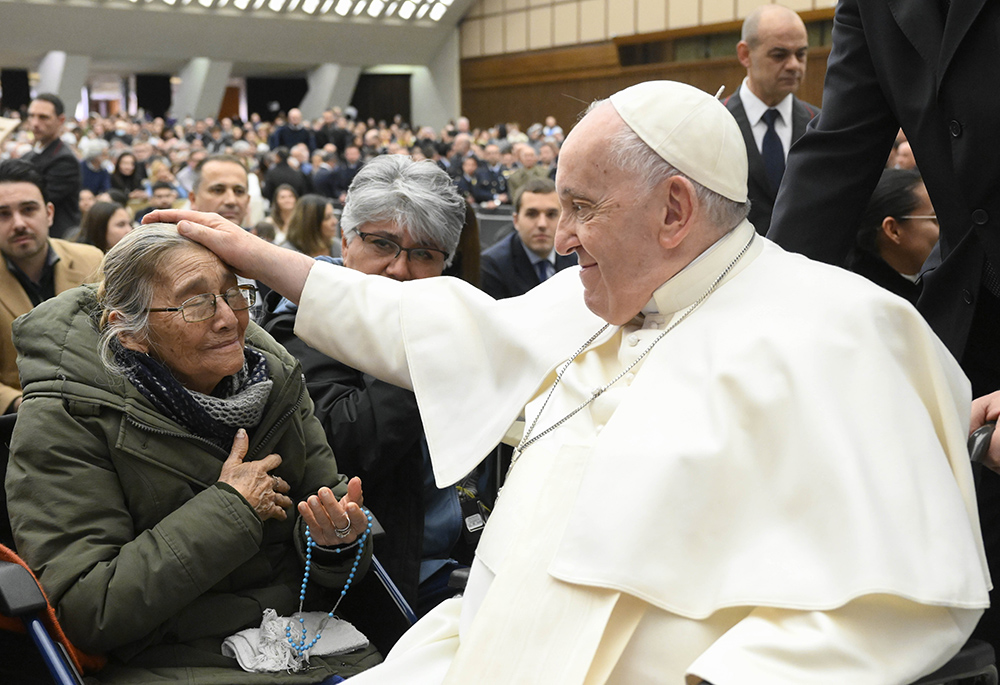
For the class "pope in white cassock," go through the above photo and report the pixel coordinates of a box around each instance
[149,81,991,684]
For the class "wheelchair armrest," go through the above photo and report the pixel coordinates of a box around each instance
[0,561,46,617]
[448,566,470,591]
[911,638,997,684]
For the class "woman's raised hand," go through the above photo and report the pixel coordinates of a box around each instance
[298,477,366,546]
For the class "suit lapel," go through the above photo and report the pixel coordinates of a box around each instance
[51,242,94,293]
[938,0,989,84]
[510,233,541,289]
[886,0,944,69]
[727,92,770,194]
[790,98,812,140]
[0,269,32,321]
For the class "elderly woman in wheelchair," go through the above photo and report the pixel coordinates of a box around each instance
[5,224,381,683]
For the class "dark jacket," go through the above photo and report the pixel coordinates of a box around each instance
[767,0,1000,363]
[6,285,378,683]
[847,249,922,305]
[269,126,315,152]
[764,0,1000,648]
[80,161,112,195]
[455,169,494,204]
[332,163,363,200]
[265,309,426,604]
[262,162,311,202]
[480,231,578,300]
[23,139,81,238]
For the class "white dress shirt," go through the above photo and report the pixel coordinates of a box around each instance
[739,78,795,160]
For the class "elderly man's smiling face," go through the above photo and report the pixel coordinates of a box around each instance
[554,103,675,325]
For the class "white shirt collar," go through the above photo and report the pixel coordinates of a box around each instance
[739,78,794,127]
[520,239,556,267]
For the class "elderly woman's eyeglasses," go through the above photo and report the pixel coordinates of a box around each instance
[354,231,448,267]
[146,285,257,323]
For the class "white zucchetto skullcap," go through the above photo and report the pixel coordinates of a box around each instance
[609,81,748,203]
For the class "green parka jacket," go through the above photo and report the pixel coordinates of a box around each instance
[5,285,380,683]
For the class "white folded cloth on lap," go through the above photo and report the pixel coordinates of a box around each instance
[223,608,369,673]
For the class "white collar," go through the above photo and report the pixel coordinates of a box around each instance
[647,220,762,316]
[739,78,794,128]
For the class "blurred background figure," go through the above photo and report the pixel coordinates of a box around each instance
[110,151,147,204]
[78,188,96,217]
[847,168,938,304]
[76,201,133,253]
[134,180,179,223]
[278,194,340,258]
[894,140,917,170]
[266,183,298,242]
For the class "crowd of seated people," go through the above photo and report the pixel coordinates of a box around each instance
[0,103,569,229]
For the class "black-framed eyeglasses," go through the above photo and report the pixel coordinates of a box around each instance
[146,284,257,323]
[354,230,448,267]
[899,215,938,224]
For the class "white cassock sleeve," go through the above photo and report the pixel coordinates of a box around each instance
[295,262,413,389]
[295,260,605,485]
[684,595,982,685]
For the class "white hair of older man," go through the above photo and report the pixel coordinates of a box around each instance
[79,137,109,161]
[587,99,751,233]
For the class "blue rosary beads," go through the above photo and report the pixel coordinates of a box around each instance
[286,509,373,659]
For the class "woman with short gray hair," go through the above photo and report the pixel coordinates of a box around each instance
[340,155,465,267]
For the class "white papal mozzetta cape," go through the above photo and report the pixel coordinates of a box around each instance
[295,221,990,684]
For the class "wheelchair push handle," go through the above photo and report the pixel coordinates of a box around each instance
[969,421,997,464]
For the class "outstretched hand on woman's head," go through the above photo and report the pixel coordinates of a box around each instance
[143,209,315,302]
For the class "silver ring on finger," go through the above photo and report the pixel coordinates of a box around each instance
[334,517,353,539]
[272,475,280,490]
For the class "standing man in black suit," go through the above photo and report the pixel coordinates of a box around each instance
[765,0,1000,649]
[724,5,818,236]
[23,94,81,238]
[261,147,311,202]
[480,177,576,299]
[331,146,365,205]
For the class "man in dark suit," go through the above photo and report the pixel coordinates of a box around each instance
[723,5,818,236]
[332,146,364,204]
[481,143,509,205]
[765,0,1000,649]
[313,150,340,200]
[261,146,311,202]
[480,177,577,299]
[23,94,81,238]
[268,108,315,152]
[455,156,494,206]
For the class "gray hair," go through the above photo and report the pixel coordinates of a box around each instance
[96,223,198,374]
[231,140,254,156]
[79,137,109,161]
[340,155,465,265]
[586,99,751,234]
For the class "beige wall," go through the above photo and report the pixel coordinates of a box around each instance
[461,0,836,57]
